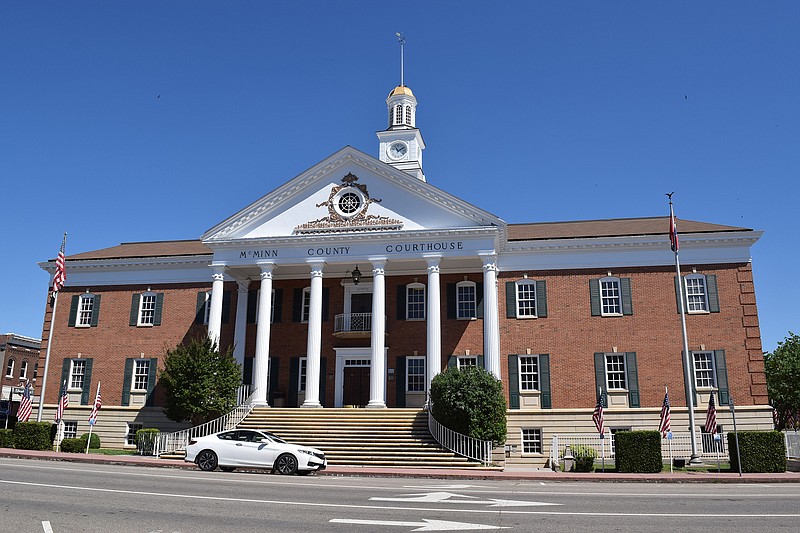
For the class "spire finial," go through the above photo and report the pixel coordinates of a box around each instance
[396,32,406,86]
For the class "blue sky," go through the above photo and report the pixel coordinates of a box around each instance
[1,1,797,352]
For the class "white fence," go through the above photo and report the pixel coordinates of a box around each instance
[427,410,493,466]
[334,313,372,333]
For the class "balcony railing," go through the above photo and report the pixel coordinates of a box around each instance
[334,313,372,335]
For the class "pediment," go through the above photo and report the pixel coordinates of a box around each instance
[201,146,504,243]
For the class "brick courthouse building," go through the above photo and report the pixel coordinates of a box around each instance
[36,83,772,465]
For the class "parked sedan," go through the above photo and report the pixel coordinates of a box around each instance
[185,429,327,475]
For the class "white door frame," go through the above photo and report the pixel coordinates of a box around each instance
[333,346,388,408]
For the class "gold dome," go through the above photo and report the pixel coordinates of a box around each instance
[388,85,414,97]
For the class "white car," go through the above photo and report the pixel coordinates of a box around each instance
[185,429,327,475]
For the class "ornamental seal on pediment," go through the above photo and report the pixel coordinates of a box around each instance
[294,173,403,234]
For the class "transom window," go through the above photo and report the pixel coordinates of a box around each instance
[126,423,143,446]
[456,281,477,319]
[519,356,540,391]
[521,428,542,454]
[693,351,716,388]
[133,360,150,391]
[516,281,537,317]
[406,283,426,320]
[138,293,157,326]
[301,288,311,323]
[5,358,13,378]
[77,294,95,327]
[457,356,478,370]
[406,357,426,393]
[600,277,622,316]
[605,353,627,390]
[69,360,86,390]
[685,275,708,313]
[63,421,78,440]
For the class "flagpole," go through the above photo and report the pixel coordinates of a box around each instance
[37,233,67,422]
[668,196,701,464]
[86,382,100,454]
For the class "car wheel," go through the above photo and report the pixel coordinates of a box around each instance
[274,453,298,475]
[196,450,218,472]
[220,466,236,473]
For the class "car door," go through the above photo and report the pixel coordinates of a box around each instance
[233,430,280,467]
[212,431,239,465]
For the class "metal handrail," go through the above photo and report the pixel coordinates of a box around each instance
[427,409,493,466]
[334,313,372,333]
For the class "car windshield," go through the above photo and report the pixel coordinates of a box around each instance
[262,432,287,444]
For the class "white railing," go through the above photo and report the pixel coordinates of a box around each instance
[151,385,256,457]
[334,313,372,333]
[427,410,493,466]
[785,431,800,459]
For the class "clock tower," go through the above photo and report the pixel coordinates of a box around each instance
[377,85,426,182]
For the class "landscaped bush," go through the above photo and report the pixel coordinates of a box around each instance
[81,432,101,449]
[572,444,598,472]
[13,422,54,451]
[136,428,160,455]
[60,437,86,453]
[615,430,662,473]
[430,366,507,445]
[728,431,786,473]
[0,429,14,448]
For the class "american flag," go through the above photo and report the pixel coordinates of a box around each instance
[705,391,717,435]
[55,380,69,423]
[88,383,101,426]
[592,391,605,438]
[52,234,67,293]
[669,203,679,252]
[17,382,33,422]
[658,389,671,438]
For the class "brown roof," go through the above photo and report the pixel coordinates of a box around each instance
[507,217,751,241]
[66,240,211,261]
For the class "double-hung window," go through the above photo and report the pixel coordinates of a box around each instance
[516,281,538,318]
[77,294,95,327]
[253,289,276,324]
[4,358,13,378]
[605,353,627,390]
[20,359,28,380]
[693,351,716,389]
[69,360,86,390]
[406,357,426,392]
[126,423,143,446]
[63,421,78,440]
[521,428,542,454]
[138,293,157,326]
[684,274,708,313]
[202,292,212,324]
[298,357,307,392]
[406,283,426,320]
[519,355,540,391]
[133,360,151,391]
[456,281,477,319]
[301,288,311,323]
[600,277,622,316]
[590,276,632,317]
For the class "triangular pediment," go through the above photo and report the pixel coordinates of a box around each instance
[202,146,504,243]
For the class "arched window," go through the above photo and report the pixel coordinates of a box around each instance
[4,357,14,378]
[394,105,403,125]
[20,359,29,380]
[404,105,412,126]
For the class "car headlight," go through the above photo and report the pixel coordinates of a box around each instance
[298,449,313,456]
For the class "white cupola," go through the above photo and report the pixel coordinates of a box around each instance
[377,85,426,181]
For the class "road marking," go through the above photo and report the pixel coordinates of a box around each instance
[330,518,508,531]
[41,521,53,533]
[371,491,559,507]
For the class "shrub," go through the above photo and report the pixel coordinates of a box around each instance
[430,366,507,445]
[728,431,786,473]
[136,428,160,455]
[60,437,87,453]
[572,444,597,472]
[80,432,101,449]
[615,430,662,473]
[13,422,54,451]
[0,429,14,448]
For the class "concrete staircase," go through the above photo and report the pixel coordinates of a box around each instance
[237,407,485,468]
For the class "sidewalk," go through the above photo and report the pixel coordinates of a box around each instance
[2,448,799,483]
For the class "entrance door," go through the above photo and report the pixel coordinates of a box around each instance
[343,366,370,407]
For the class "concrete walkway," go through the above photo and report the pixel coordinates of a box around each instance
[3,448,799,483]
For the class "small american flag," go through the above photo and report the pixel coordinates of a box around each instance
[88,383,101,426]
[705,391,717,435]
[17,382,33,422]
[55,380,69,423]
[658,389,671,438]
[669,203,679,252]
[592,391,605,438]
[52,234,67,293]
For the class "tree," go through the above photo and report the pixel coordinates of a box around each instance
[764,332,800,431]
[159,337,242,426]
[430,366,507,445]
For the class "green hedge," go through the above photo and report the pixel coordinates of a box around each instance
[728,431,786,473]
[13,422,54,451]
[136,428,160,455]
[615,430,662,473]
[80,432,101,449]
[0,429,14,448]
[572,444,598,472]
[60,437,86,453]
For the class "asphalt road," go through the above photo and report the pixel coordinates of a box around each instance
[1,458,799,532]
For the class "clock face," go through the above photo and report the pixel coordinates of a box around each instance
[389,142,408,159]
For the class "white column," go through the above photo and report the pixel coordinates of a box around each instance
[207,264,226,347]
[302,261,324,408]
[252,263,274,406]
[232,280,249,372]
[367,259,387,408]
[425,256,442,395]
[481,255,501,379]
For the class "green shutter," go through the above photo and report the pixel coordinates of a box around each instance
[81,359,93,405]
[321,287,330,322]
[625,352,639,407]
[475,282,484,319]
[247,289,258,323]
[68,295,79,327]
[508,355,520,409]
[539,354,551,408]
[447,355,457,369]
[397,285,406,320]
[714,350,729,405]
[477,355,485,369]
[121,358,134,406]
[589,279,601,316]
[273,288,283,323]
[536,280,548,318]
[129,294,140,326]
[90,295,101,327]
[594,353,608,406]
[145,358,158,406]
[319,357,327,407]
[675,276,683,313]
[396,356,407,407]
[446,284,456,319]
[243,357,253,387]
[706,274,720,313]
[196,292,207,325]
[221,291,231,324]
[681,351,697,407]
[153,293,164,326]
[621,278,633,316]
[268,358,280,405]
[292,289,303,322]
[505,282,517,318]
[288,357,299,407]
